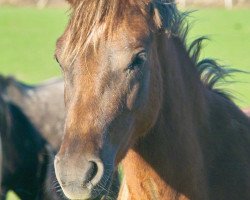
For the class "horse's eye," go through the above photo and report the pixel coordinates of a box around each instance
[128,51,147,71]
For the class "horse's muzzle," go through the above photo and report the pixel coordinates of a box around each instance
[54,155,104,200]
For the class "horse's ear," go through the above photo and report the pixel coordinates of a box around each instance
[150,1,178,31]
[149,2,163,30]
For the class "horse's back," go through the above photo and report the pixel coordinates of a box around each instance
[0,78,63,200]
[3,77,65,150]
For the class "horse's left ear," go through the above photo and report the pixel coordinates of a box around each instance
[149,2,163,30]
[150,1,177,31]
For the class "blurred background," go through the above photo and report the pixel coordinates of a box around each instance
[0,0,250,199]
[0,0,250,107]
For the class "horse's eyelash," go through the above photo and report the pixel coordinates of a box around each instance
[127,51,147,71]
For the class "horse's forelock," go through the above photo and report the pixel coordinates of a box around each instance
[61,0,178,64]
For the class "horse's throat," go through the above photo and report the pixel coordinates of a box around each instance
[118,149,189,200]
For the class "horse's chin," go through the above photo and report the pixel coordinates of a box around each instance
[61,188,91,200]
[57,172,114,200]
[90,171,115,199]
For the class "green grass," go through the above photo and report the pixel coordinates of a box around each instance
[0,6,68,83]
[6,191,20,200]
[0,7,249,107]
[187,8,250,108]
[1,7,249,108]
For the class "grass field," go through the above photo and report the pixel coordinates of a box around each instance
[0,7,250,108]
[0,6,250,200]
[0,6,67,82]
[188,8,250,108]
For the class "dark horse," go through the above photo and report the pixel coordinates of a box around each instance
[0,94,49,200]
[0,76,65,199]
[0,76,65,150]
[54,1,250,200]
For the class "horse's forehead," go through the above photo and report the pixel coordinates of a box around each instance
[120,13,149,39]
[105,16,151,53]
[110,32,149,52]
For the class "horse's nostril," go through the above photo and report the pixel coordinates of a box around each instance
[83,161,98,186]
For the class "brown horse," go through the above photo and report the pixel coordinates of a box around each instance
[0,77,66,200]
[54,1,250,199]
[0,75,119,199]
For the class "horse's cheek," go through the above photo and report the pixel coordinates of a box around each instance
[126,71,150,111]
[126,83,140,110]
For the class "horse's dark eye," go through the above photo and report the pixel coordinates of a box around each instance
[128,51,147,71]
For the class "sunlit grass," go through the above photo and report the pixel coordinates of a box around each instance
[187,8,250,107]
[0,7,249,107]
[6,191,20,200]
[1,7,249,107]
[0,6,68,83]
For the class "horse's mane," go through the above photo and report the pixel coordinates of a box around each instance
[65,0,234,93]
[153,2,236,94]
[172,16,237,94]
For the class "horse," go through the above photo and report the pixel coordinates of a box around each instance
[0,94,50,200]
[54,1,250,200]
[0,76,65,199]
[0,75,65,150]
[0,75,120,199]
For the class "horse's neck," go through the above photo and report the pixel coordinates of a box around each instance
[119,34,210,200]
[119,124,207,200]
[119,149,187,200]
